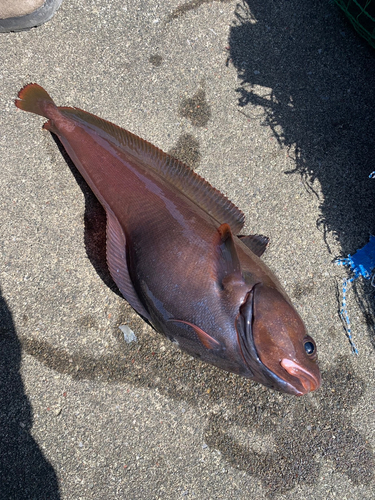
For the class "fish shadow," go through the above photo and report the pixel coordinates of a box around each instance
[0,287,60,499]
[228,0,375,346]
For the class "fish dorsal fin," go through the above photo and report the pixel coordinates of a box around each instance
[239,234,269,257]
[59,107,245,233]
[106,210,151,321]
[214,223,243,286]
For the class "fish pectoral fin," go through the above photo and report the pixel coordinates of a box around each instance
[169,320,222,350]
[238,234,269,257]
[106,211,151,321]
[214,223,242,280]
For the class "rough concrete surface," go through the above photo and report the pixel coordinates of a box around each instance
[1,0,375,498]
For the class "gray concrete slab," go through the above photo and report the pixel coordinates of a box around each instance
[1,0,374,498]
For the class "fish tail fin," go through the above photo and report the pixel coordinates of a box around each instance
[15,83,57,118]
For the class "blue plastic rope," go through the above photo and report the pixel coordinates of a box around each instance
[337,275,358,354]
[336,235,375,354]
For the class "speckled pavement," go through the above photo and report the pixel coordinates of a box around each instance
[1,1,375,498]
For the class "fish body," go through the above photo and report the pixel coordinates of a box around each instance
[15,84,321,395]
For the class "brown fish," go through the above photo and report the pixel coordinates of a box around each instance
[15,83,321,395]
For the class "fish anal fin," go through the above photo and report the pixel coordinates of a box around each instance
[106,211,151,321]
[169,319,222,350]
[239,234,269,257]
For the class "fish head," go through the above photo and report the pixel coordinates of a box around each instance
[235,282,321,395]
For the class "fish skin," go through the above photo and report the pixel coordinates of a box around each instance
[15,83,321,395]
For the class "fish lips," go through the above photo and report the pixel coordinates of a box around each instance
[235,285,316,396]
[280,358,321,394]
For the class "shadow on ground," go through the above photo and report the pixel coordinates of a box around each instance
[204,356,373,496]
[227,0,375,344]
[0,287,60,499]
[19,330,374,496]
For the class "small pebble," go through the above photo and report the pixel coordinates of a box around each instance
[119,324,137,343]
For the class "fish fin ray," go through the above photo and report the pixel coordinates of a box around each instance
[59,107,245,233]
[239,234,269,257]
[106,211,151,320]
[169,320,222,350]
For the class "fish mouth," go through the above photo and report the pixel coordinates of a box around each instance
[280,358,321,395]
[236,286,310,396]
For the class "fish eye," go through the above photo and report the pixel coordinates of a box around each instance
[304,338,316,356]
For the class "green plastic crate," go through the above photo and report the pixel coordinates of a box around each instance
[334,0,375,47]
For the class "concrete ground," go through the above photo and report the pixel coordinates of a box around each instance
[1,0,375,498]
